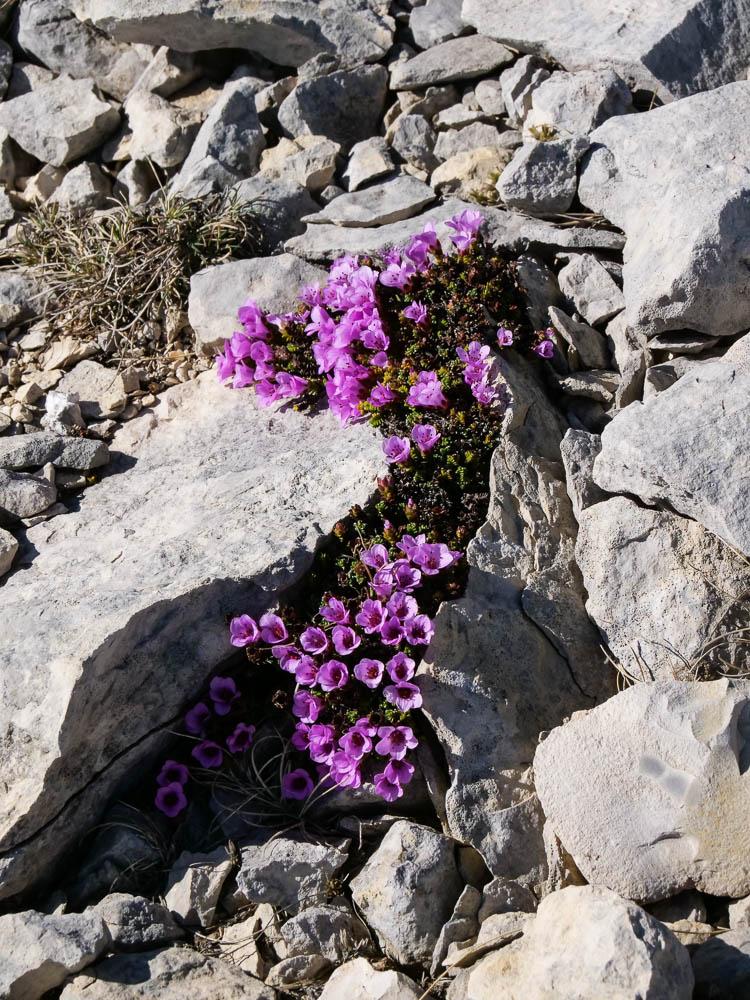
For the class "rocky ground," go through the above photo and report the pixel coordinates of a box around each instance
[2,0,750,998]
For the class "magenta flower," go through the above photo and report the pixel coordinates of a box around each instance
[379,253,416,290]
[320,597,350,624]
[292,690,323,723]
[456,342,490,365]
[397,533,426,559]
[385,758,415,786]
[369,383,398,408]
[497,326,514,347]
[275,372,309,398]
[392,560,421,593]
[216,342,237,382]
[354,717,377,737]
[238,300,269,339]
[361,544,390,570]
[300,626,328,654]
[272,644,302,673]
[259,613,288,644]
[383,435,411,464]
[233,364,255,390]
[155,782,188,817]
[227,722,256,753]
[387,652,415,682]
[375,725,418,759]
[373,772,403,802]
[308,723,337,764]
[445,208,483,251]
[404,614,434,645]
[411,424,440,454]
[387,592,418,621]
[191,740,224,769]
[185,702,211,735]
[354,657,385,689]
[534,339,554,359]
[291,722,310,750]
[331,625,361,656]
[404,223,439,268]
[318,659,349,691]
[403,301,428,326]
[230,331,254,360]
[472,381,498,404]
[295,656,319,687]
[229,615,260,648]
[157,760,189,786]
[355,599,387,634]
[282,768,314,800]
[380,616,404,646]
[384,681,423,712]
[372,566,396,599]
[412,542,455,576]
[329,751,362,788]
[209,676,239,716]
[339,727,372,760]
[406,371,448,409]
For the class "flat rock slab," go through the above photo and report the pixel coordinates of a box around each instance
[71,0,394,66]
[579,82,750,339]
[462,0,750,100]
[535,679,750,902]
[594,362,750,558]
[303,175,436,228]
[390,34,513,89]
[0,373,383,900]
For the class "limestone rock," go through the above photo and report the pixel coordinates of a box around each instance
[579,83,750,339]
[71,0,394,66]
[265,954,330,987]
[48,162,112,214]
[164,848,233,928]
[0,469,57,519]
[59,947,275,999]
[525,69,632,137]
[0,270,46,329]
[0,375,383,900]
[434,122,510,162]
[304,174,435,228]
[319,957,421,999]
[350,820,463,966]
[0,909,110,1000]
[500,55,550,124]
[233,175,318,251]
[278,65,387,152]
[58,361,135,419]
[692,929,750,999]
[594,363,750,557]
[16,0,149,101]
[497,137,588,215]
[0,431,109,471]
[390,35,513,90]
[280,900,372,963]
[558,253,624,326]
[548,306,609,370]
[259,135,340,193]
[431,885,481,974]
[0,526,17,577]
[188,254,327,353]
[343,137,394,191]
[535,679,750,901]
[91,894,183,950]
[114,160,156,207]
[388,113,438,173]
[410,0,467,50]
[0,76,120,167]
[462,0,750,100]
[235,834,350,911]
[431,146,514,201]
[467,886,693,999]
[125,90,201,169]
[559,429,605,520]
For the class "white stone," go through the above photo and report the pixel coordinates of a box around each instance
[343,137,394,191]
[431,146,514,201]
[58,361,135,419]
[164,848,233,927]
[124,89,201,169]
[91,893,183,949]
[319,957,421,999]
[236,834,350,911]
[280,900,371,963]
[390,35,513,89]
[0,525,17,577]
[0,469,57,519]
[497,137,587,215]
[260,135,340,193]
[410,0,466,50]
[499,55,550,124]
[48,162,112,214]
[558,253,624,326]
[525,69,632,137]
[304,174,435,228]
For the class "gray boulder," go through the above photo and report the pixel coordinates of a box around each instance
[535,679,750,901]
[0,75,120,167]
[388,113,439,173]
[48,162,112,214]
[499,55,550,125]
[390,34,513,89]
[559,428,605,520]
[343,136,394,191]
[410,0,467,50]
[164,849,233,928]
[525,69,632,137]
[0,375,383,900]
[0,431,109,471]
[233,175,318,250]
[579,83,750,339]
[594,362,750,558]
[280,901,372,963]
[0,526,17,578]
[70,0,394,65]
[259,135,340,193]
[0,469,57,520]
[433,121,510,162]
[548,306,609,370]
[91,894,183,950]
[235,834,350,911]
[497,137,588,215]
[350,820,463,966]
[462,0,750,100]
[303,174,435,228]
[319,958,420,999]
[557,253,624,326]
[124,90,201,169]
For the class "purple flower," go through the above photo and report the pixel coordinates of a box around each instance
[291,722,310,750]
[355,599,387,634]
[375,725,418,759]
[331,625,361,656]
[403,301,428,326]
[229,614,260,647]
[339,726,373,760]
[354,717,377,736]
[318,659,349,691]
[320,597,350,624]
[155,782,188,817]
[361,544,390,570]
[379,253,416,289]
[272,644,302,673]
[209,676,239,716]
[216,342,237,382]
[295,656,319,687]
[157,760,189,786]
[300,626,328,654]
[497,326,514,347]
[232,364,255,390]
[387,652,415,682]
[384,681,423,712]
[445,209,483,252]
[354,657,385,689]
[238,300,269,339]
[411,542,455,576]
[329,751,362,788]
[383,435,411,464]
[227,723,256,753]
[308,723,337,764]
[392,560,421,593]
[292,690,323,723]
[282,768,314,800]
[387,592,418,621]
[406,371,448,409]
[404,614,434,645]
[385,758,415,786]
[472,381,498,404]
[411,424,440,454]
[275,372,309,399]
[372,566,396,599]
[534,339,554,359]
[397,533,426,559]
[404,223,439,268]
[373,772,403,802]
[456,342,490,365]
[259,613,288,644]
[380,616,404,646]
[369,383,398,408]
[191,740,224,769]
[185,702,211,735]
